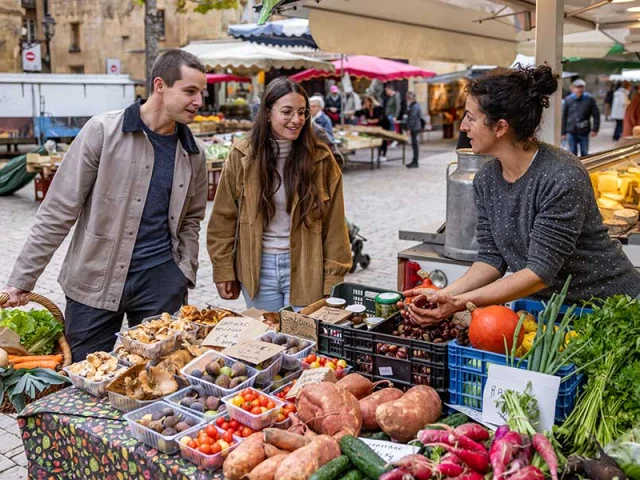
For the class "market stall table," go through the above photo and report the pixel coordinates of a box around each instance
[18,387,224,480]
[335,125,407,169]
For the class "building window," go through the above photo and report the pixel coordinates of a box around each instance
[69,22,81,52]
[157,9,165,39]
[70,65,85,74]
[24,18,37,43]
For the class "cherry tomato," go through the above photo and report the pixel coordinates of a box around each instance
[210,442,222,454]
[251,399,261,408]
[198,443,211,455]
[266,401,276,410]
[216,417,225,427]
[221,421,230,430]
[229,420,240,430]
[276,413,286,423]
[188,440,197,449]
[251,406,263,415]
[226,428,235,437]
[205,425,218,438]
[198,434,212,446]
[241,426,253,437]
[304,354,316,364]
[258,396,268,407]
[222,431,234,444]
[242,403,252,412]
[243,393,256,403]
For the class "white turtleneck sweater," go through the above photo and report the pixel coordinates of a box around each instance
[263,139,292,254]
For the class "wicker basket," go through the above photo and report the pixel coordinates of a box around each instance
[0,292,73,414]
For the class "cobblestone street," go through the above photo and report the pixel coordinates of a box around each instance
[0,123,617,476]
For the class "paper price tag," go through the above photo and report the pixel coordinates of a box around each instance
[359,439,418,463]
[202,317,268,348]
[308,307,352,325]
[482,365,560,431]
[379,366,393,376]
[222,340,286,366]
[280,310,317,342]
[285,367,336,398]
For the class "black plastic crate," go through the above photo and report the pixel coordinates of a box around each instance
[317,319,373,358]
[330,282,401,316]
[369,313,449,396]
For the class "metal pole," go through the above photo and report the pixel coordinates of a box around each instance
[535,0,564,146]
[340,54,345,125]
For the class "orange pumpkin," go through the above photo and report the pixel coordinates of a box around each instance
[467,303,524,354]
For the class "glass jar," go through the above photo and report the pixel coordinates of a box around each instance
[375,292,402,318]
[326,297,347,309]
[345,304,367,325]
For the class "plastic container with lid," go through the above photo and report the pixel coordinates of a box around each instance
[345,304,367,326]
[326,297,347,309]
[364,316,385,329]
[375,292,402,318]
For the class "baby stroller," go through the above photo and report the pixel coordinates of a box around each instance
[347,221,370,273]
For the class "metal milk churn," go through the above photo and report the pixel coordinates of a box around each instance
[444,149,493,261]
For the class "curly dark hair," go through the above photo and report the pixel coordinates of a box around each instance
[467,64,558,144]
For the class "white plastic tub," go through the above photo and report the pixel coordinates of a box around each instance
[222,389,284,431]
[258,331,315,370]
[177,424,243,470]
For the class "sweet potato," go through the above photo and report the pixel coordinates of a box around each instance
[224,433,266,480]
[263,444,289,458]
[297,382,362,440]
[289,415,317,438]
[247,454,289,480]
[263,429,311,452]
[274,435,341,480]
[375,385,441,443]
[359,388,404,431]
[336,373,374,399]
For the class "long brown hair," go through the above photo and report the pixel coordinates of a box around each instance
[250,77,327,228]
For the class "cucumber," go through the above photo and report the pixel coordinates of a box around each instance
[339,435,389,480]
[338,470,364,480]
[424,412,469,430]
[368,432,390,441]
[310,455,350,480]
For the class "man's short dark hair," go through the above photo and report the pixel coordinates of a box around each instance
[150,49,205,93]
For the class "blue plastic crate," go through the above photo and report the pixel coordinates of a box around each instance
[448,340,583,423]
[510,299,593,319]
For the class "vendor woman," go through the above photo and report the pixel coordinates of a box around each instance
[405,65,640,324]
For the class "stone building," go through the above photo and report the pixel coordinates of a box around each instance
[0,0,24,72]
[48,0,243,81]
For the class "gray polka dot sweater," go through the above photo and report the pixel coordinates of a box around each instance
[473,142,640,302]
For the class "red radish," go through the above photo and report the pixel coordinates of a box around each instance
[379,467,412,480]
[427,443,489,473]
[418,429,450,444]
[454,423,490,442]
[490,432,522,479]
[505,465,545,480]
[494,425,510,442]
[393,454,432,480]
[435,461,464,477]
[448,432,489,455]
[532,433,559,480]
[448,471,485,480]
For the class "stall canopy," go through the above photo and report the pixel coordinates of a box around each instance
[290,55,436,82]
[182,41,334,76]
[206,73,251,84]
[256,0,640,67]
[228,18,317,49]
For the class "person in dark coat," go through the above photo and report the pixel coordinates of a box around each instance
[404,91,423,168]
[355,95,391,161]
[561,79,600,157]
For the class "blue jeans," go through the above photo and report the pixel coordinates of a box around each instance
[568,133,589,157]
[614,120,623,141]
[242,252,291,311]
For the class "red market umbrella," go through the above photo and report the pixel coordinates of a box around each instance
[289,55,436,82]
[206,73,252,84]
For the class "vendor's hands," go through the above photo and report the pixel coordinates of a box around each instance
[0,286,30,307]
[401,288,465,325]
[215,281,241,300]
[591,131,598,137]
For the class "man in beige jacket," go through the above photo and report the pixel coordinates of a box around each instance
[0,50,208,361]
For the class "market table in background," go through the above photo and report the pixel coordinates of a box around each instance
[335,125,407,169]
[18,387,223,480]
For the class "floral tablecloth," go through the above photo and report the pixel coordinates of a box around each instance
[18,387,224,480]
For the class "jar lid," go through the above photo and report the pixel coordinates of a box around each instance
[364,316,385,328]
[375,292,402,304]
[326,297,346,306]
[345,304,366,313]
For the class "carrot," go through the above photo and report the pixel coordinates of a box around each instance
[14,360,59,370]
[262,429,311,452]
[10,355,63,364]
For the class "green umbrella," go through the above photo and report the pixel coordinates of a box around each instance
[563,43,640,75]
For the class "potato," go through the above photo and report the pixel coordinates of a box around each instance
[223,432,266,480]
[274,435,341,480]
[375,385,441,442]
[248,454,289,480]
[336,373,374,399]
[359,388,404,431]
[297,382,362,440]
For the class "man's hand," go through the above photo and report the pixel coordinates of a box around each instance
[591,131,598,137]
[0,286,30,307]
[215,281,241,300]
[401,288,465,324]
